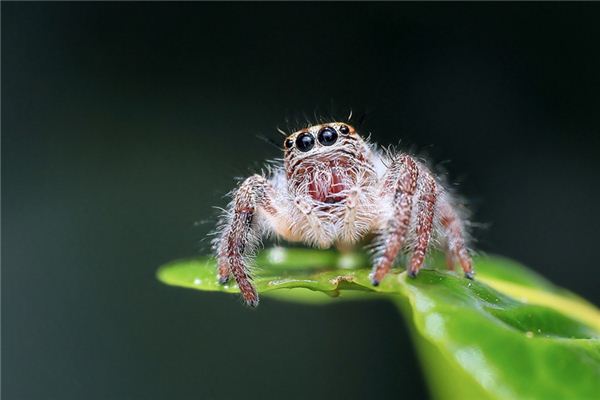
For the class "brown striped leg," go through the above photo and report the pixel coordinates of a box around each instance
[221,210,259,306]
[439,198,474,279]
[217,247,231,284]
[217,175,279,307]
[408,174,437,277]
[371,155,419,285]
[444,243,456,271]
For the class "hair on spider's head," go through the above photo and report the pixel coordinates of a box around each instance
[280,107,364,134]
[276,126,288,137]
[256,134,283,150]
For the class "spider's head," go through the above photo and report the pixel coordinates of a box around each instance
[283,123,369,202]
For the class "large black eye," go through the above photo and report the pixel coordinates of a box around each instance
[295,132,315,152]
[318,127,338,146]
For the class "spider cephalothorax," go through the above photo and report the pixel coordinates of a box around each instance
[214,122,473,307]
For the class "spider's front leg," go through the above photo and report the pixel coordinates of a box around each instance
[371,155,419,285]
[407,172,437,277]
[216,174,279,307]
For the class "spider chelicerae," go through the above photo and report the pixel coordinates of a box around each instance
[214,122,474,307]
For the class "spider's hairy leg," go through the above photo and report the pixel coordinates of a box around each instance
[371,155,419,285]
[443,241,456,271]
[216,174,279,307]
[408,172,437,277]
[439,197,474,279]
[217,252,231,285]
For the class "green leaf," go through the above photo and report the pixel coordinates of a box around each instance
[157,248,600,400]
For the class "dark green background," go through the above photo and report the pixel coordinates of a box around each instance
[3,3,599,400]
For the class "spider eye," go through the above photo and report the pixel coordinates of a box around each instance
[317,127,338,146]
[339,125,350,135]
[295,132,315,152]
[284,138,294,149]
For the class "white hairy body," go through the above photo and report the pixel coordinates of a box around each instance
[215,122,473,307]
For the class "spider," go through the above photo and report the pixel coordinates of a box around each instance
[214,122,474,307]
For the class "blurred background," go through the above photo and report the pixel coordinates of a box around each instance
[3,3,600,400]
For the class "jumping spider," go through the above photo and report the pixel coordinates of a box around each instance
[214,122,473,307]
